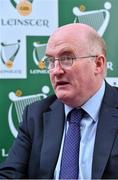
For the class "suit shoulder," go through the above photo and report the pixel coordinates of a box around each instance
[104,82,118,106]
[27,94,57,112]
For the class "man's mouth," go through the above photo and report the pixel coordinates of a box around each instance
[55,81,69,87]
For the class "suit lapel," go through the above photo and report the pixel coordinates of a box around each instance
[39,99,65,178]
[92,83,118,179]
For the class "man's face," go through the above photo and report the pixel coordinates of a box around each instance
[46,30,102,107]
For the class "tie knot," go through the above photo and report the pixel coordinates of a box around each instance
[68,108,84,124]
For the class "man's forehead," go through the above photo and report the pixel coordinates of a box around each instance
[47,39,64,47]
[47,33,78,49]
[46,42,75,56]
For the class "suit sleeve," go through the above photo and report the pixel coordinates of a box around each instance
[0,105,32,179]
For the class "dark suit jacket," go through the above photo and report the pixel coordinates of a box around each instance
[0,82,118,179]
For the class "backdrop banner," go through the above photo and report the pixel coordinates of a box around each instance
[0,0,118,162]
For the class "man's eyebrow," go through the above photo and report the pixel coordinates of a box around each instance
[57,48,75,57]
[60,51,74,54]
[45,53,54,58]
[59,47,74,54]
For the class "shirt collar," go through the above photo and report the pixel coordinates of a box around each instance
[64,80,105,122]
[82,81,105,122]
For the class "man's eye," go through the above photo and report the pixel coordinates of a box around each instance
[61,57,71,61]
[67,57,72,60]
[49,58,55,62]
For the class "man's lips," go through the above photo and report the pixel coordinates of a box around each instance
[55,81,69,88]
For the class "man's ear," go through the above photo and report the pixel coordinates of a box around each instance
[94,55,106,74]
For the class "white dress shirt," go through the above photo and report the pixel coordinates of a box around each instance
[54,81,105,179]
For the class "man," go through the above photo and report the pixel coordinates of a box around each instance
[0,23,118,179]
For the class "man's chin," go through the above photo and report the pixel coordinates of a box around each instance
[56,92,68,100]
[56,91,71,104]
